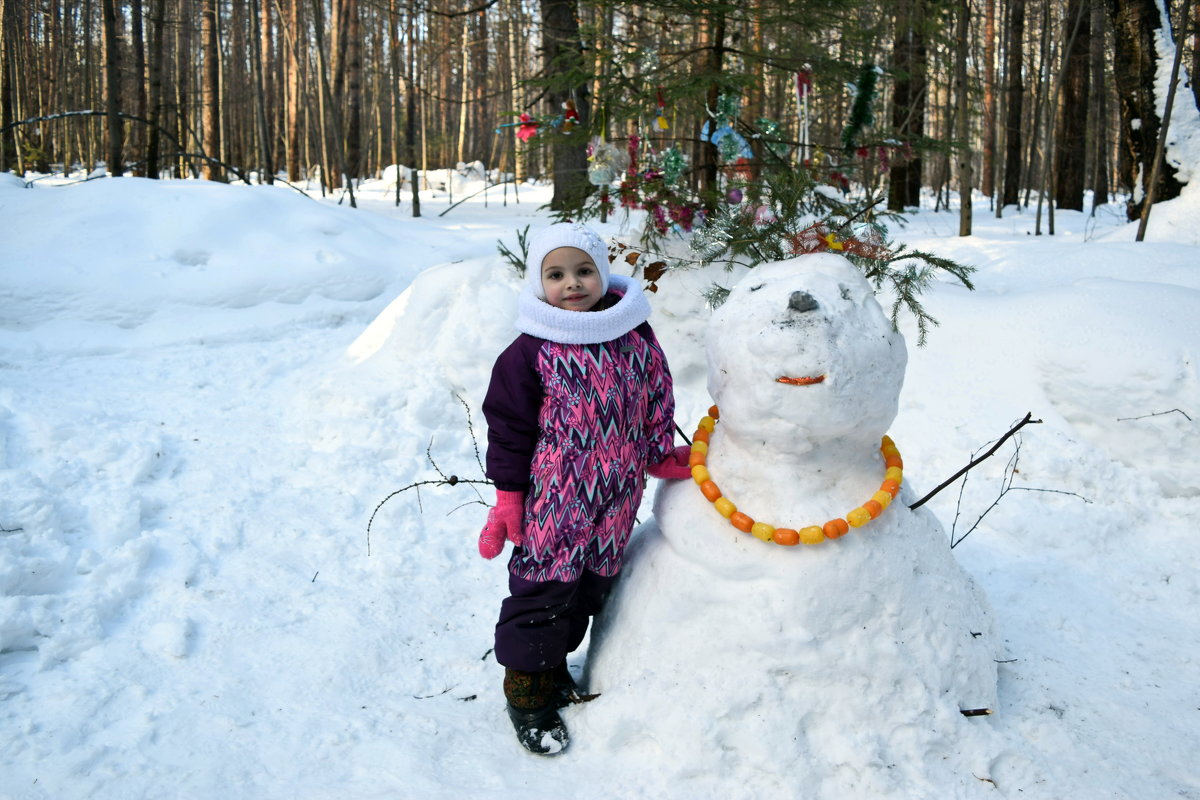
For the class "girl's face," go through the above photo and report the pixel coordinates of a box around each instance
[540,247,603,311]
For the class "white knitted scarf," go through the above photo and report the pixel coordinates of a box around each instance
[514,274,651,345]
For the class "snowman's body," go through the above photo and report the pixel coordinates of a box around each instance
[580,255,1000,796]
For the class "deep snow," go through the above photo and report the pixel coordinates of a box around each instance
[1,169,1198,799]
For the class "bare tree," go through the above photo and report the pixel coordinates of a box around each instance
[101,0,123,175]
[1106,0,1183,219]
[1054,0,1090,211]
[887,0,926,211]
[982,0,997,200]
[1088,0,1110,212]
[540,0,589,210]
[0,0,15,172]
[146,0,167,176]
[954,0,972,235]
[200,0,221,179]
[130,0,148,175]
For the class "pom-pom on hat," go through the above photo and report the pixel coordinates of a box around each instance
[524,222,611,300]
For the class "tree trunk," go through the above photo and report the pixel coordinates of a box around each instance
[1055,0,1090,211]
[887,0,926,211]
[147,0,166,177]
[1023,0,1050,208]
[697,6,725,201]
[406,0,421,216]
[472,5,488,164]
[200,0,221,180]
[1191,1,1199,112]
[261,0,274,172]
[954,0,972,235]
[101,0,123,176]
[285,0,300,180]
[387,0,401,185]
[0,0,15,172]
[982,0,997,200]
[1106,0,1184,219]
[344,0,362,182]
[1089,0,1110,211]
[457,13,469,165]
[176,0,191,177]
[506,0,524,183]
[249,0,273,182]
[129,0,147,176]
[540,0,590,211]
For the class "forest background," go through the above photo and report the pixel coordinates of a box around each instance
[0,0,1195,232]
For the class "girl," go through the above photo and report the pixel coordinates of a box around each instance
[478,222,690,755]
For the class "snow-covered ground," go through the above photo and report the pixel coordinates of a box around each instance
[2,170,1198,799]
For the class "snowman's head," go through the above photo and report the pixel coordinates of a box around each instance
[706,253,907,451]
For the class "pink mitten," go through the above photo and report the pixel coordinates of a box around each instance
[478,490,525,559]
[647,445,692,480]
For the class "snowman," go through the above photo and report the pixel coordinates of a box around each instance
[579,254,1001,795]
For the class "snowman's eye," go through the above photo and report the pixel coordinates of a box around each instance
[839,285,852,300]
[788,291,819,312]
[748,283,765,292]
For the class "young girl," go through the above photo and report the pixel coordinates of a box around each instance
[478,221,691,755]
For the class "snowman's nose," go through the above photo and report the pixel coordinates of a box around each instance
[789,291,819,312]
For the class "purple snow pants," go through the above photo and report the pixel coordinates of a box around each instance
[494,568,617,672]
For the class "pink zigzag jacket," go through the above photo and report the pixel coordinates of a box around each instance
[483,274,676,583]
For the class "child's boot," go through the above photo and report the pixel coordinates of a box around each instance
[504,667,568,755]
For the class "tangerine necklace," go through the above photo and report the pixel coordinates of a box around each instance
[688,405,904,546]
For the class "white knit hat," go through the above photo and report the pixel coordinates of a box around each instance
[524,222,611,300]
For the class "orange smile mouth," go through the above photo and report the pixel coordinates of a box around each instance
[777,375,826,386]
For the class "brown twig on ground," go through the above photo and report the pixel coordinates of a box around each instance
[908,413,1042,511]
[946,432,1091,549]
[366,475,494,555]
[1116,408,1193,422]
[365,393,493,555]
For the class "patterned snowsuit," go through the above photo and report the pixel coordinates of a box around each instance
[484,284,676,672]
[484,321,676,582]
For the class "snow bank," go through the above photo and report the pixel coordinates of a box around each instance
[2,175,1199,798]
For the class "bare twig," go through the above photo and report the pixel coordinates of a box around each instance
[366,393,495,555]
[673,422,692,446]
[1117,408,1193,422]
[949,436,1091,549]
[366,476,494,555]
[1007,486,1092,503]
[455,394,487,475]
[951,444,1023,548]
[427,436,448,481]
[909,413,1042,511]
[438,179,517,217]
[448,500,489,516]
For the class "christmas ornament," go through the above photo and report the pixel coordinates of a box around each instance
[756,118,789,159]
[588,139,629,186]
[562,99,580,133]
[655,89,669,130]
[659,147,687,184]
[841,63,879,149]
[786,222,890,260]
[516,113,539,142]
[704,123,752,162]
